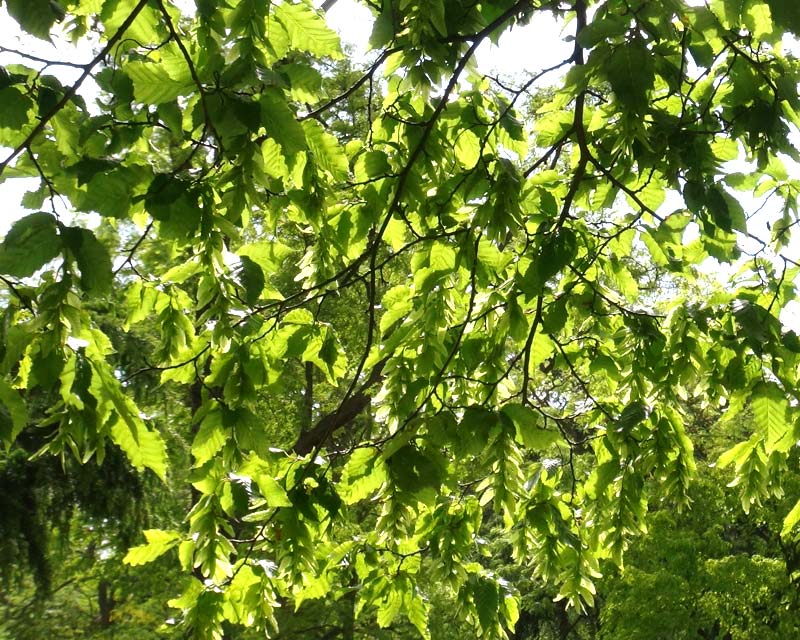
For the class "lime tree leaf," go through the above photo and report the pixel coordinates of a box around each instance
[604,39,654,113]
[255,474,292,507]
[501,404,561,450]
[274,2,343,59]
[473,577,499,632]
[377,585,403,628]
[0,212,61,277]
[405,589,431,639]
[123,529,181,566]
[0,377,27,445]
[751,381,791,453]
[782,499,800,538]
[767,0,800,34]
[91,356,167,479]
[260,88,307,156]
[616,400,648,433]
[5,0,64,39]
[192,408,227,466]
[454,129,481,168]
[125,61,193,104]
[386,445,441,494]
[520,229,577,297]
[339,446,388,504]
[302,120,349,181]
[360,150,392,179]
[281,62,323,103]
[237,256,265,305]
[717,438,756,469]
[0,86,34,128]
[61,227,113,295]
[745,2,773,40]
[711,0,746,26]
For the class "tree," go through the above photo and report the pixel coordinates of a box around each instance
[1,0,800,637]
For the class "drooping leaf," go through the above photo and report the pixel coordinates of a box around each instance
[125,61,193,104]
[5,0,64,39]
[123,529,181,566]
[274,2,343,59]
[604,38,655,113]
[751,381,791,453]
[61,227,113,295]
[0,86,34,128]
[0,212,61,277]
[0,377,27,445]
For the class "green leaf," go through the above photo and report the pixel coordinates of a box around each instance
[454,129,481,168]
[386,445,441,495]
[5,0,64,39]
[274,2,343,59]
[62,227,113,295]
[0,377,27,445]
[717,438,755,469]
[281,62,323,103]
[782,499,800,538]
[751,381,791,453]
[616,401,647,432]
[428,0,447,36]
[712,0,746,26]
[767,0,800,34]
[91,355,167,479]
[520,229,577,297]
[340,446,388,504]
[0,86,34,128]
[302,120,349,181]
[405,588,431,639]
[125,61,193,104]
[360,150,392,179]
[123,529,181,566]
[0,212,61,277]
[744,2,773,40]
[706,186,732,232]
[377,585,403,628]
[80,172,133,218]
[501,404,561,450]
[192,408,227,466]
[604,39,654,113]
[260,88,308,156]
[473,578,499,632]
[145,175,199,239]
[237,255,265,305]
[255,474,292,507]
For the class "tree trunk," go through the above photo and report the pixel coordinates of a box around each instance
[97,579,114,628]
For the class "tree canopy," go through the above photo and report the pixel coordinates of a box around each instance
[2,0,800,637]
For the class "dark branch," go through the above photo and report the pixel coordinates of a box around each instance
[293,358,386,455]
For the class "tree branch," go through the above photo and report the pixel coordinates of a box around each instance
[293,357,386,455]
[0,0,151,177]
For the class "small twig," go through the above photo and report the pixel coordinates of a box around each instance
[0,0,151,176]
[0,275,35,313]
[155,0,223,161]
[0,46,87,69]
[300,47,400,122]
[113,221,154,276]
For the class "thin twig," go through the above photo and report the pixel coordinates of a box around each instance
[0,0,151,176]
